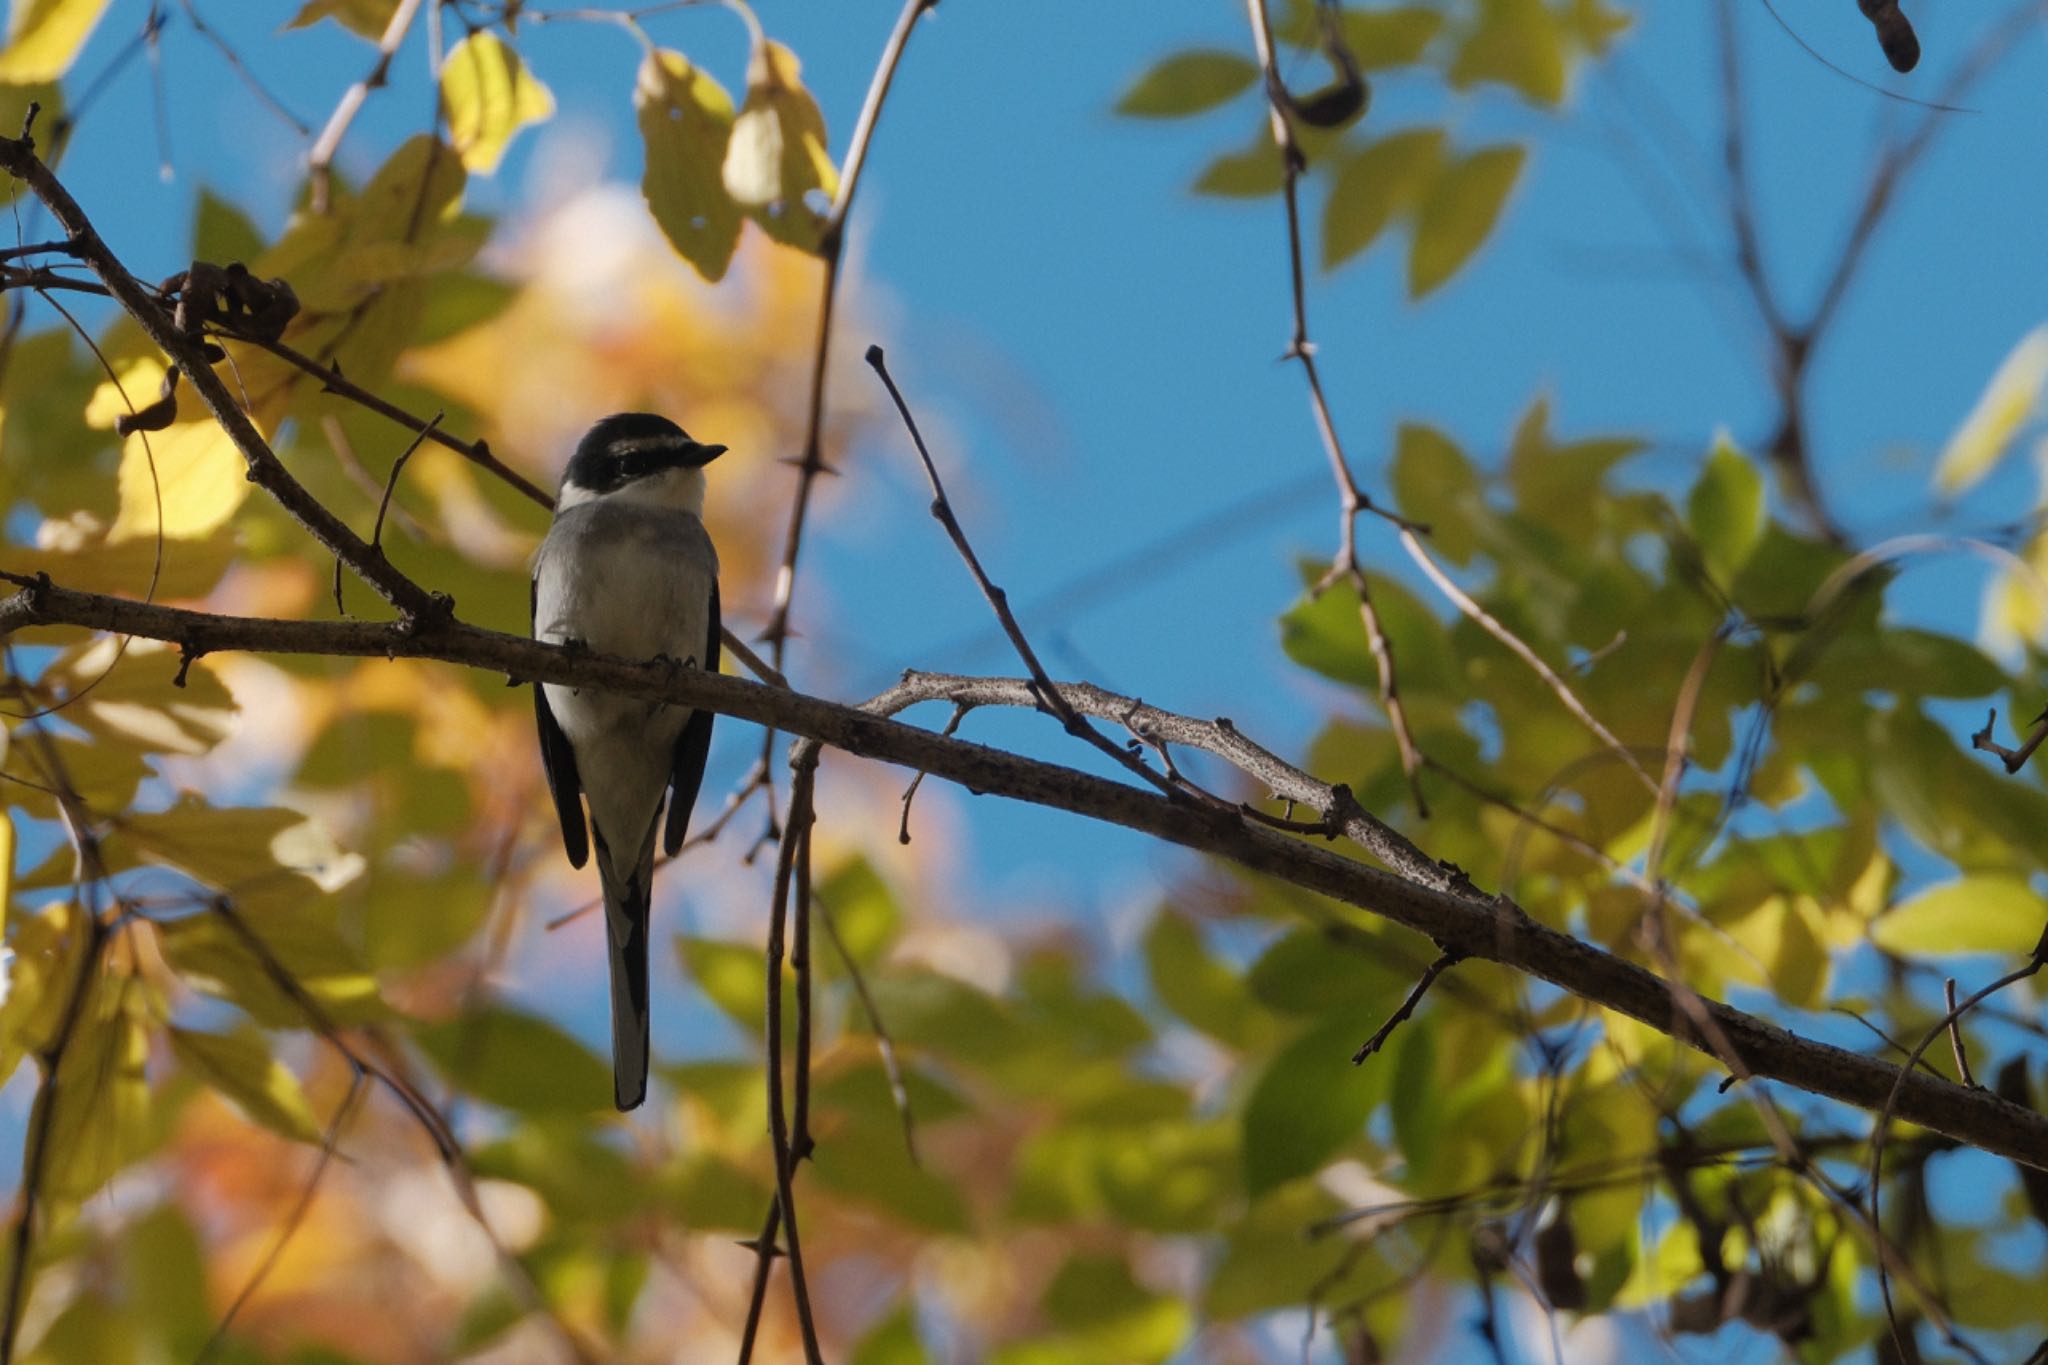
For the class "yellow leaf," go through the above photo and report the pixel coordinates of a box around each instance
[442,30,555,175]
[84,356,254,543]
[0,0,110,81]
[110,421,251,543]
[288,0,398,39]
[1934,326,2048,497]
[722,39,837,252]
[637,47,742,282]
[169,1027,323,1143]
[1872,875,2045,957]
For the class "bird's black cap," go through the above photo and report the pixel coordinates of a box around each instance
[563,412,726,495]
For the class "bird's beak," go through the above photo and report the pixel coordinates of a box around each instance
[683,442,727,468]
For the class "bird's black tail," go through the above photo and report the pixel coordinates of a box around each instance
[595,824,656,1110]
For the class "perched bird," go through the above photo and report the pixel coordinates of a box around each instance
[532,413,724,1110]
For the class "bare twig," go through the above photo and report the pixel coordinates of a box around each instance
[1971,706,2048,774]
[1240,0,1428,814]
[898,701,968,843]
[1352,950,1462,1063]
[866,343,1179,798]
[1942,978,1977,1090]
[306,0,426,213]
[815,892,919,1164]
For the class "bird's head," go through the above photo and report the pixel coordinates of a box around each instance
[558,412,726,515]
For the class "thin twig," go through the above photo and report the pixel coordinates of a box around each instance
[1942,979,1977,1090]
[1352,950,1462,1063]
[898,702,968,843]
[306,0,425,214]
[866,343,1180,799]
[815,892,919,1164]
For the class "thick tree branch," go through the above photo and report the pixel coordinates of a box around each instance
[8,581,2040,1168]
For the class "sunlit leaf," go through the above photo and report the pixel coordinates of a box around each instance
[442,30,555,175]
[1933,326,2048,497]
[1321,126,1444,270]
[0,0,110,81]
[287,0,397,38]
[1872,876,2046,958]
[168,1026,323,1143]
[157,908,383,1028]
[1408,143,1524,297]
[637,47,743,282]
[36,970,152,1204]
[416,1005,611,1113]
[1116,50,1258,118]
[723,37,836,255]
[1687,434,1764,581]
[1390,421,1482,563]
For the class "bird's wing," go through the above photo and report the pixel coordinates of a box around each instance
[663,579,719,856]
[532,577,590,869]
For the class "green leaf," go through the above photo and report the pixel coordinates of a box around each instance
[1321,127,1444,270]
[158,908,383,1028]
[678,934,790,1036]
[636,48,743,282]
[1686,435,1765,581]
[811,1117,970,1232]
[815,855,902,968]
[1206,1184,1353,1319]
[1241,1016,1384,1195]
[1448,0,1568,104]
[441,31,555,175]
[0,82,58,204]
[1335,8,1445,69]
[414,1006,611,1113]
[1144,909,1263,1047]
[1504,397,1643,533]
[168,1027,323,1143]
[1933,326,2048,497]
[36,973,152,1205]
[1408,143,1524,297]
[1390,421,1482,563]
[666,1153,772,1231]
[0,0,110,81]
[1116,50,1259,118]
[1280,563,1462,701]
[1561,0,1633,54]
[1192,136,1285,198]
[851,1304,928,1365]
[193,189,267,266]
[1872,876,2047,958]
[1275,1,1444,68]
[991,1253,1187,1365]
